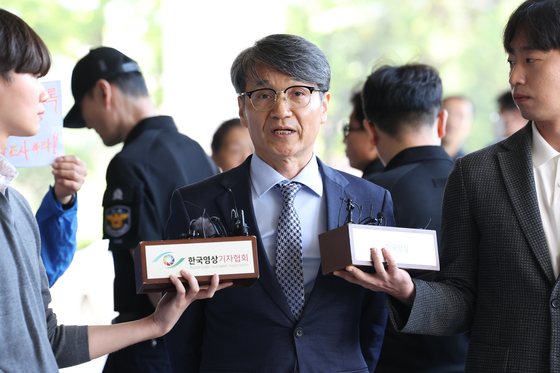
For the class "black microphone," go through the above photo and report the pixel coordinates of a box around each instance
[376,211,386,226]
[180,201,228,238]
[233,209,249,236]
[190,217,217,238]
[229,189,249,236]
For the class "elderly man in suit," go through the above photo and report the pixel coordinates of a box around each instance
[335,1,560,372]
[163,34,394,372]
[361,63,469,373]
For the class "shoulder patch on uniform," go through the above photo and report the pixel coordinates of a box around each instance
[105,205,131,237]
[112,188,124,201]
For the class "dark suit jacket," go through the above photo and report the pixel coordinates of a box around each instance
[164,156,395,373]
[388,123,560,372]
[371,146,452,245]
[370,146,468,373]
[362,158,385,182]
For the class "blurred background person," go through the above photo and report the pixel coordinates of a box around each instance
[343,91,384,181]
[497,90,527,138]
[442,96,474,160]
[211,118,253,172]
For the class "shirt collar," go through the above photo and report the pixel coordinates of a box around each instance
[384,146,452,172]
[249,153,323,198]
[0,155,19,195]
[532,122,560,168]
[124,116,177,146]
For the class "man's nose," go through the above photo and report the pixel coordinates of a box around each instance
[270,91,292,118]
[509,64,525,86]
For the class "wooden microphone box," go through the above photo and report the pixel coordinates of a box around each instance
[319,224,439,275]
[134,236,259,293]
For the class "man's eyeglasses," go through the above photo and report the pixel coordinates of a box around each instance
[342,122,365,138]
[239,85,323,112]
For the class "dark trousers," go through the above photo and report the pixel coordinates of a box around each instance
[102,337,171,373]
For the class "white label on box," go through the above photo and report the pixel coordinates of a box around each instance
[145,240,255,279]
[349,225,439,270]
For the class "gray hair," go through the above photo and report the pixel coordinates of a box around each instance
[230,34,331,94]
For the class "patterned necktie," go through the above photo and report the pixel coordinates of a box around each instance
[275,181,305,320]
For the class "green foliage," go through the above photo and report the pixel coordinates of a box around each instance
[286,0,524,163]
[4,0,107,54]
[6,0,526,249]
[7,0,162,250]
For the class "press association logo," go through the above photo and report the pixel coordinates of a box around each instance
[152,252,184,269]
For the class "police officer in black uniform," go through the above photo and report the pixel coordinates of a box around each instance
[64,47,218,373]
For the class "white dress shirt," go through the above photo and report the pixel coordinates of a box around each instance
[532,123,560,278]
[249,153,326,299]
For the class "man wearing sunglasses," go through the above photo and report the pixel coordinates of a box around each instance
[343,91,384,180]
[164,34,395,372]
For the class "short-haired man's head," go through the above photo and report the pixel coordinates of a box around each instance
[0,9,50,81]
[230,34,331,94]
[211,118,243,155]
[497,91,517,111]
[350,91,365,130]
[504,0,560,53]
[72,47,147,104]
[65,47,147,128]
[361,64,442,137]
[86,71,149,100]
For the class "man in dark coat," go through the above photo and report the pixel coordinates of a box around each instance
[361,63,468,373]
[336,2,560,372]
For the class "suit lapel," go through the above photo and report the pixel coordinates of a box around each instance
[218,158,296,322]
[302,161,354,318]
[497,125,555,284]
[320,159,353,231]
[219,159,365,322]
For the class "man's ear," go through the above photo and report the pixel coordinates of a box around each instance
[95,79,112,109]
[238,96,248,129]
[437,109,448,139]
[363,119,379,146]
[320,91,331,124]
